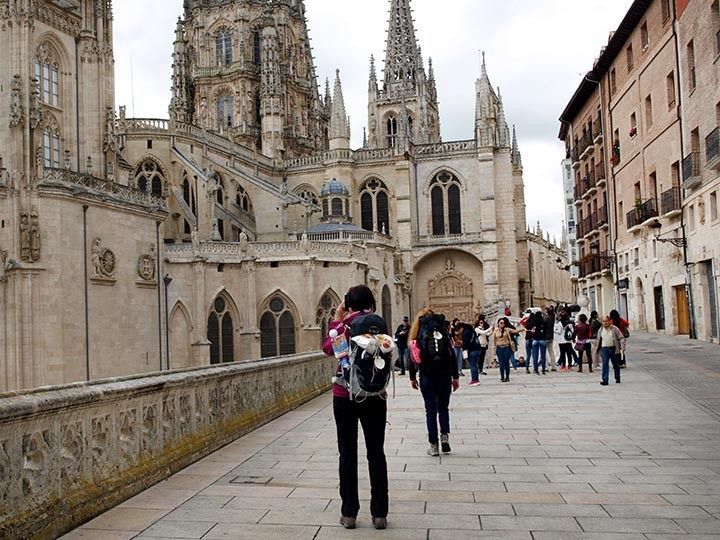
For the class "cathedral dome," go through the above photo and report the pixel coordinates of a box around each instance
[320,179,349,197]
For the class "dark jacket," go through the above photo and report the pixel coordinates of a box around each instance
[590,317,602,339]
[461,324,481,352]
[526,313,546,341]
[543,313,555,340]
[394,323,410,348]
[409,329,459,382]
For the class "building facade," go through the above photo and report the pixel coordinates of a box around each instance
[559,0,719,342]
[0,0,531,392]
[526,224,574,308]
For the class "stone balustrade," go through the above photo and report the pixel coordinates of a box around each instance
[0,352,333,539]
[414,139,476,157]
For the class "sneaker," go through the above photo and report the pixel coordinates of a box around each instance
[440,433,451,453]
[600,381,609,386]
[526,368,530,373]
[615,379,621,384]
[340,516,356,529]
[372,517,388,530]
[468,380,480,386]
[542,369,546,375]
[459,371,465,377]
[480,371,487,375]
[533,369,539,375]
[551,367,557,371]
[427,443,439,456]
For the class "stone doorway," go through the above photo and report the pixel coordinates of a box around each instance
[428,268,474,322]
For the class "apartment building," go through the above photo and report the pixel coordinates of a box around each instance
[560,0,698,337]
[676,0,720,342]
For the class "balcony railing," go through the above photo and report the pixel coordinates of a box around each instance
[682,151,701,188]
[660,186,682,215]
[592,118,603,141]
[578,252,612,278]
[571,147,579,163]
[598,205,608,227]
[595,162,606,183]
[626,198,659,230]
[706,127,719,169]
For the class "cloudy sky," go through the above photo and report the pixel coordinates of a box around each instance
[113,0,632,242]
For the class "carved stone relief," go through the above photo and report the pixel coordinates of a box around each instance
[428,267,474,322]
[60,421,84,484]
[91,414,110,474]
[9,75,24,128]
[162,398,175,442]
[118,409,137,463]
[137,245,157,284]
[91,237,116,282]
[0,439,13,503]
[22,430,54,496]
[19,208,41,263]
[142,404,158,453]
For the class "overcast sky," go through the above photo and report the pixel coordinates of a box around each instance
[113,0,633,242]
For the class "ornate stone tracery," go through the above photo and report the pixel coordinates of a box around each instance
[91,237,116,281]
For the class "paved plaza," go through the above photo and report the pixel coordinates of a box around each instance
[62,334,720,539]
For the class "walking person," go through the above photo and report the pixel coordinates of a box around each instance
[527,311,548,374]
[475,314,492,377]
[322,285,389,530]
[609,309,630,368]
[574,313,593,372]
[394,316,411,375]
[493,317,525,382]
[409,309,460,456]
[519,313,533,373]
[462,319,482,386]
[555,310,576,371]
[451,318,465,377]
[589,310,602,369]
[543,306,558,371]
[596,314,626,385]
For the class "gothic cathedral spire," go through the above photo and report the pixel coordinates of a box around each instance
[367,0,440,150]
[329,70,350,150]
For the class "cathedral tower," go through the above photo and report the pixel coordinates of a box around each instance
[367,0,440,150]
[172,0,329,158]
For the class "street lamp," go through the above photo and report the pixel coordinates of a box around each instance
[648,219,687,247]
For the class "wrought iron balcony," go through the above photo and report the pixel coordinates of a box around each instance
[592,117,603,143]
[660,186,682,216]
[578,252,612,278]
[682,151,702,189]
[595,162,606,185]
[626,198,659,230]
[706,127,719,170]
[598,206,608,228]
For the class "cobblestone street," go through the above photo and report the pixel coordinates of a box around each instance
[62,334,720,539]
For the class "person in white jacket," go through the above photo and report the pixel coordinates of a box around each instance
[474,314,493,377]
[554,311,577,371]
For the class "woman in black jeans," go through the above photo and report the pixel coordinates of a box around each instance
[408,308,460,456]
[322,285,388,530]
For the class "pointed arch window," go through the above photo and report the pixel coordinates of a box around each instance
[430,171,462,236]
[134,160,164,196]
[235,185,252,212]
[217,94,233,128]
[316,292,338,345]
[208,295,234,364]
[260,295,296,358]
[253,31,261,66]
[215,30,232,66]
[34,45,60,107]
[360,178,390,235]
[42,118,61,169]
[386,116,398,148]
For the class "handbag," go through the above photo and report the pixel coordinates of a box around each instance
[574,338,586,352]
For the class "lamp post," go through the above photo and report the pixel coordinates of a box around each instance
[163,274,173,370]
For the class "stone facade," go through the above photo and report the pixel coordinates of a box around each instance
[526,225,574,308]
[0,0,531,391]
[560,0,719,340]
[0,351,333,539]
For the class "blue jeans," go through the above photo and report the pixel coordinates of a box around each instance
[524,339,532,368]
[419,375,452,444]
[600,346,621,383]
[531,340,547,372]
[496,346,513,380]
[468,350,481,381]
[454,347,463,373]
[396,347,408,373]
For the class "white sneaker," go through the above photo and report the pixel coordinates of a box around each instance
[427,443,439,456]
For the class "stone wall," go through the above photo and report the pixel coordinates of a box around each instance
[0,352,334,540]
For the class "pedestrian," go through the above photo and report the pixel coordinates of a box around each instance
[492,317,526,382]
[527,311,548,374]
[519,313,533,373]
[609,309,630,368]
[595,314,626,385]
[451,318,465,377]
[589,310,602,369]
[409,308,460,456]
[394,315,411,375]
[543,306,558,371]
[574,313,593,372]
[462,318,482,386]
[555,310,576,371]
[475,314,492,377]
[322,285,388,530]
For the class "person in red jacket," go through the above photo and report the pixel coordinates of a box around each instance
[322,285,388,530]
[574,313,593,372]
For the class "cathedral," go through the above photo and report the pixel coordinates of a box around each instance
[0,0,530,391]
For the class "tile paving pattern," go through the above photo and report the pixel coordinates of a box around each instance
[62,333,720,539]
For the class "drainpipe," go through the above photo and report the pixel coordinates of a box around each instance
[672,6,697,339]
[83,205,90,380]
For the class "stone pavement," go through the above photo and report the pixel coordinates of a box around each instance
[62,333,720,539]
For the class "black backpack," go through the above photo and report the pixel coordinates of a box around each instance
[417,314,451,363]
[340,313,393,400]
[564,322,576,342]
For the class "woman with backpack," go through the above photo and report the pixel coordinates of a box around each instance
[555,310,577,371]
[492,317,526,383]
[408,308,460,457]
[322,285,389,530]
